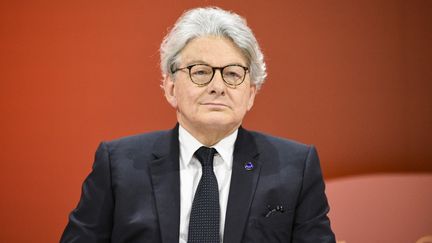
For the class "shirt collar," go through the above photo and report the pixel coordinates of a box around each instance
[178,125,237,168]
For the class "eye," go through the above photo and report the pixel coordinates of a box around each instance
[190,65,212,76]
[224,71,242,79]
[192,70,211,76]
[223,66,244,80]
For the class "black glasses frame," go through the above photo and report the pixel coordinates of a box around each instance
[171,64,249,87]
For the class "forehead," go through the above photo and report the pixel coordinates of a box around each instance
[179,36,247,66]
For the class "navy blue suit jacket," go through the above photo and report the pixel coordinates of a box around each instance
[61,125,335,242]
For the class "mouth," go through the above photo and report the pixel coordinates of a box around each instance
[201,102,229,108]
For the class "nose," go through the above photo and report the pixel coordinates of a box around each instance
[207,69,226,95]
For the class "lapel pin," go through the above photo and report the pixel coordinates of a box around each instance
[244,161,254,171]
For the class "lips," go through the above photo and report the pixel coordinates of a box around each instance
[203,102,227,106]
[201,102,230,108]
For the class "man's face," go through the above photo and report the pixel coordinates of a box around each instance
[164,36,257,134]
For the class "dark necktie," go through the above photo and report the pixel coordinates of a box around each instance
[188,146,220,243]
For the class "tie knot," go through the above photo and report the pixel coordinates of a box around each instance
[194,146,217,167]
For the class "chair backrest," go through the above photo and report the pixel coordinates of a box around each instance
[326,174,432,243]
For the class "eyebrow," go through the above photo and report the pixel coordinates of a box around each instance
[184,59,246,67]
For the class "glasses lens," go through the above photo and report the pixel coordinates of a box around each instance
[190,65,213,84]
[223,65,245,85]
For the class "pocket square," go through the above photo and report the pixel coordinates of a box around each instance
[265,205,285,218]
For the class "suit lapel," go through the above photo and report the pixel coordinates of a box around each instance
[223,127,261,243]
[149,125,180,243]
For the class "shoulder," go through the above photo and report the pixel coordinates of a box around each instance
[244,129,322,181]
[101,129,172,153]
[243,128,318,168]
[247,129,312,153]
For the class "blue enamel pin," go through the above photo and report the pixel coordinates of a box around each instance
[244,161,254,171]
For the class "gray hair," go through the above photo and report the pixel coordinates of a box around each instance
[160,7,267,89]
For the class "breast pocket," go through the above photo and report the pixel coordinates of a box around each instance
[253,210,294,229]
[243,211,294,243]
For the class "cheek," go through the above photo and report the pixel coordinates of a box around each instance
[175,87,199,108]
[241,92,253,107]
[230,95,249,116]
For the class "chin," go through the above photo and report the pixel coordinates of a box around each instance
[198,116,238,130]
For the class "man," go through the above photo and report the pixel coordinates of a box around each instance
[61,7,335,243]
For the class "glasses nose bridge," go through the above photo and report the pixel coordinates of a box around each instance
[210,66,225,83]
[213,66,224,77]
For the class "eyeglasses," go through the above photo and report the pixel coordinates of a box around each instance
[171,64,249,87]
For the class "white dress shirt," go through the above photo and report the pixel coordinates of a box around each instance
[178,125,237,243]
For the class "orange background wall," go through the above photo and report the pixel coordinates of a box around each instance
[0,0,431,242]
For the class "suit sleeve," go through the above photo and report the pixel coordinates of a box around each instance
[292,145,336,243]
[60,142,114,243]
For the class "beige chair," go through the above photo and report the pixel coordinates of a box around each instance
[326,174,432,243]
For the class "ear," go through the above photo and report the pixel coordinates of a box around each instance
[163,75,178,109]
[247,84,257,111]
